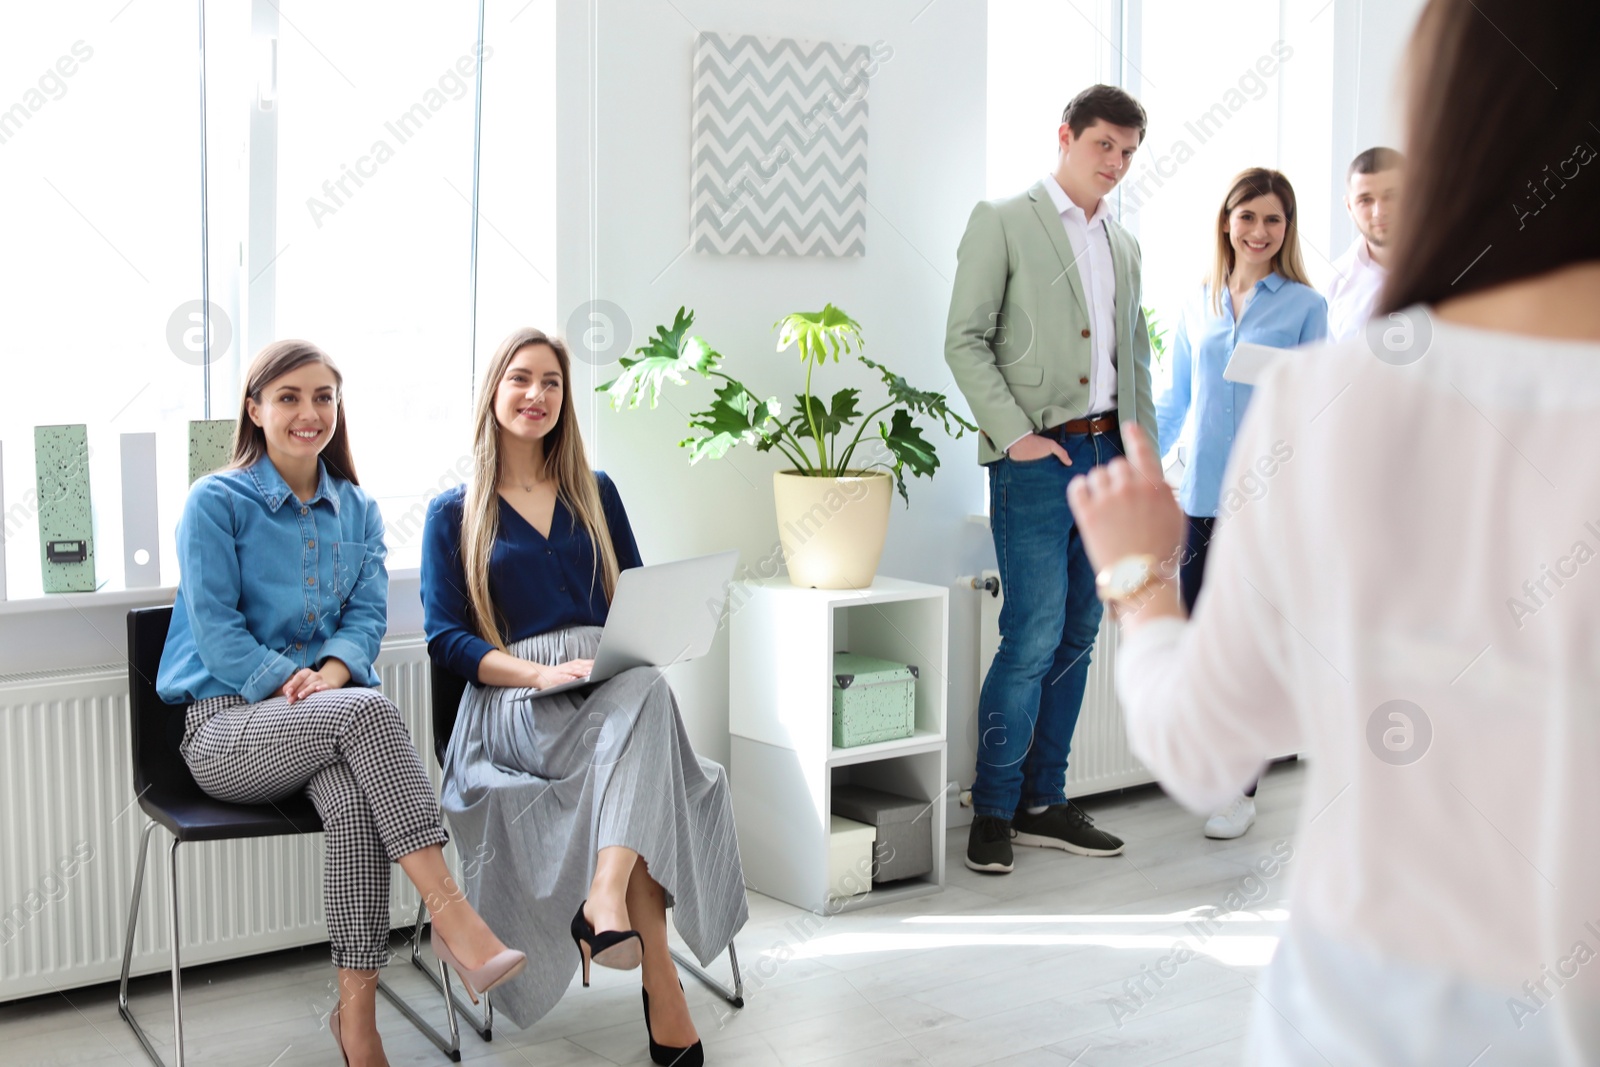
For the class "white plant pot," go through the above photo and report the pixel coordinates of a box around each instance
[773,469,892,589]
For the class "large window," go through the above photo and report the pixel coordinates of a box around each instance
[1127,0,1287,329]
[261,4,483,563]
[0,3,202,599]
[986,1,1117,200]
[0,1,556,599]
[211,0,556,568]
[987,0,1335,379]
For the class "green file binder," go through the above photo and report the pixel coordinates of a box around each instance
[188,419,235,485]
[35,424,96,594]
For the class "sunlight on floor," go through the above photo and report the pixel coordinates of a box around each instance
[901,910,1290,924]
[783,928,1283,966]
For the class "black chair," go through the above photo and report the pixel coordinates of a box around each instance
[422,660,745,1012]
[118,607,470,1065]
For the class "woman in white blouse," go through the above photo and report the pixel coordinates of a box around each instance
[1067,0,1600,1063]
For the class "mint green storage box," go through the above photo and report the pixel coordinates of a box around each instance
[36,424,97,593]
[831,652,917,748]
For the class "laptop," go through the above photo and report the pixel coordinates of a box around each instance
[522,549,740,699]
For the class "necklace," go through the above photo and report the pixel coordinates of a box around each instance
[504,474,550,494]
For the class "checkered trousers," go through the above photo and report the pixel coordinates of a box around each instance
[182,687,448,971]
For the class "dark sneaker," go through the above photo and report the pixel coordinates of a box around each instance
[964,815,1015,873]
[1012,803,1125,856]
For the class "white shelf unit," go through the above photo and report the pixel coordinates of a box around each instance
[729,577,948,913]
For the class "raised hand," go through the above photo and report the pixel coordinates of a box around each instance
[1065,423,1185,575]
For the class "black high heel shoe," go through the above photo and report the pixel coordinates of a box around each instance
[569,900,643,986]
[643,984,704,1067]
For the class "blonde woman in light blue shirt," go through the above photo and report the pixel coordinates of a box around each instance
[1154,168,1327,839]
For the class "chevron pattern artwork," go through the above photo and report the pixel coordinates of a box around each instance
[692,32,874,257]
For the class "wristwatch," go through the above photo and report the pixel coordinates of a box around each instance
[1095,554,1162,604]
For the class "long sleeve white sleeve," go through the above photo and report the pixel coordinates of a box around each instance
[1114,369,1305,814]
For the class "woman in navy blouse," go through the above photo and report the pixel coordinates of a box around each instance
[1154,168,1328,841]
[421,328,746,1065]
[157,340,524,1066]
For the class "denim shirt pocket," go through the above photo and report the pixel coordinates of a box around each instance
[332,541,370,604]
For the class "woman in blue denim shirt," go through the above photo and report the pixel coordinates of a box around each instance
[156,340,524,1066]
[1155,168,1328,841]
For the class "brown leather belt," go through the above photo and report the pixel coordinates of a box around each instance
[1043,411,1119,437]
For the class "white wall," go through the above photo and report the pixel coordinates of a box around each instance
[555,0,993,769]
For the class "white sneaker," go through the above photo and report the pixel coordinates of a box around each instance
[1204,795,1256,839]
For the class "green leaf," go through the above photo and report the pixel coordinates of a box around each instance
[1143,305,1169,366]
[773,304,865,366]
[597,307,722,410]
[858,354,978,438]
[681,379,782,464]
[878,409,939,504]
[791,388,862,440]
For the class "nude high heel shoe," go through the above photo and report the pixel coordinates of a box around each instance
[431,931,528,1005]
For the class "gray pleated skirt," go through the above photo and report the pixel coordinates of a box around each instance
[438,626,748,1029]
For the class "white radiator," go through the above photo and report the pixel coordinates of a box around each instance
[976,568,1154,798]
[0,637,437,1003]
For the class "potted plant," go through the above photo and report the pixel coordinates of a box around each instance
[599,305,976,588]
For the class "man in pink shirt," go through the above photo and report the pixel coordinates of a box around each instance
[1325,148,1403,341]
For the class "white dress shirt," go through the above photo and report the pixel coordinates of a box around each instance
[1117,316,1600,1064]
[1325,237,1387,342]
[1043,174,1118,416]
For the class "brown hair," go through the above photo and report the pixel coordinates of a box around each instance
[1062,84,1147,145]
[1208,168,1313,315]
[459,328,621,651]
[229,340,359,484]
[1381,0,1600,314]
[1348,146,1404,182]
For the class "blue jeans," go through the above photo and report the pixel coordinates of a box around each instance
[971,429,1123,819]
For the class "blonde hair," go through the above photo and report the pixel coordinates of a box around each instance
[1208,168,1312,315]
[460,328,620,651]
[229,339,359,484]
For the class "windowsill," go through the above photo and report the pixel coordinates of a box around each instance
[0,583,177,617]
[0,566,423,617]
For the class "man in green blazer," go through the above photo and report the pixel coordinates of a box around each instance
[945,84,1155,874]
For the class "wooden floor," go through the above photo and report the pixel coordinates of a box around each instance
[0,761,1303,1067]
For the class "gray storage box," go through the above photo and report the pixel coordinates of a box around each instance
[830,785,934,885]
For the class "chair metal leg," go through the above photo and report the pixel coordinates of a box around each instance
[402,900,494,1042]
[378,970,463,1062]
[377,897,513,1059]
[116,828,470,1065]
[117,825,187,1067]
[671,940,744,1009]
[118,821,177,1067]
[167,837,184,1066]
